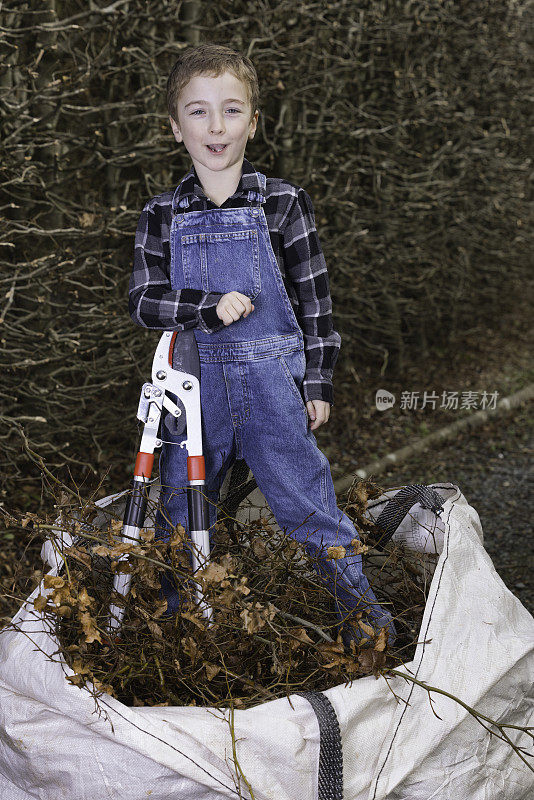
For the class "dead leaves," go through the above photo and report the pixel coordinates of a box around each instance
[181,636,199,665]
[45,490,415,710]
[326,545,346,560]
[204,663,221,681]
[357,647,387,675]
[240,602,276,634]
[79,611,102,644]
[350,537,369,555]
[34,575,101,643]
[179,610,206,631]
[196,561,228,584]
[137,607,164,641]
[327,539,369,558]
[65,657,115,697]
[64,546,92,569]
[288,626,314,650]
[316,635,360,675]
[65,658,91,686]
[374,628,388,652]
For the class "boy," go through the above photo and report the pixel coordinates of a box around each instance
[129,43,396,648]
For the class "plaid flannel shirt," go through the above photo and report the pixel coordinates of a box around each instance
[129,157,341,405]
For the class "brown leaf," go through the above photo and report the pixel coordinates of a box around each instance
[259,516,275,535]
[65,658,92,687]
[355,485,369,505]
[374,628,387,652]
[291,627,314,646]
[236,577,250,596]
[147,620,163,640]
[79,611,102,644]
[79,212,96,228]
[51,584,76,607]
[71,658,91,675]
[169,523,186,545]
[110,519,123,535]
[92,545,112,557]
[108,543,135,557]
[217,587,240,606]
[240,602,276,634]
[196,562,228,584]
[77,587,95,609]
[289,626,315,650]
[33,594,49,612]
[350,538,369,555]
[327,546,346,560]
[317,636,345,656]
[205,663,221,681]
[66,674,85,687]
[358,620,376,637]
[251,538,268,558]
[112,559,133,575]
[152,599,168,619]
[181,610,206,630]
[65,546,92,568]
[92,679,116,696]
[358,648,387,675]
[219,553,238,574]
[181,636,199,664]
[43,575,66,589]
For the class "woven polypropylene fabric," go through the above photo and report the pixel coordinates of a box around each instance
[295,691,343,800]
[374,484,444,546]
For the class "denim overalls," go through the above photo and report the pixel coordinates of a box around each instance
[155,171,396,645]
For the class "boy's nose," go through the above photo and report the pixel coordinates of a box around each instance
[209,114,225,134]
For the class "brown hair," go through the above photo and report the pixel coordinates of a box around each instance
[167,43,260,124]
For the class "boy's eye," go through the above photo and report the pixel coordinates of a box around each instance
[190,108,241,115]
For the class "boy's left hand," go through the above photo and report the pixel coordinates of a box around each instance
[306,399,331,430]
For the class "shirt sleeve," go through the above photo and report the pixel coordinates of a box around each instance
[281,188,342,406]
[129,199,227,334]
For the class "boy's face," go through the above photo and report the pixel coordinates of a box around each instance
[170,71,258,180]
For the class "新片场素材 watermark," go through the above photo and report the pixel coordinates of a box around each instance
[375,389,499,412]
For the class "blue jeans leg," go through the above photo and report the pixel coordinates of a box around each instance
[237,351,397,646]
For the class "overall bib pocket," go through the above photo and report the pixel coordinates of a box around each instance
[179,229,261,300]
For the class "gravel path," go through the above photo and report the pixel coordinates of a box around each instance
[346,402,533,615]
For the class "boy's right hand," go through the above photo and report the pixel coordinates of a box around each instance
[216,291,255,326]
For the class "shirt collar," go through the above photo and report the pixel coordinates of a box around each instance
[172,157,266,212]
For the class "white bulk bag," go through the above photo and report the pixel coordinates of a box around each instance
[1,482,532,800]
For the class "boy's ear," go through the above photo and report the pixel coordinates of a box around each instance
[248,109,259,140]
[169,115,182,143]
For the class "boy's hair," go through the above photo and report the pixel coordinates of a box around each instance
[167,43,260,125]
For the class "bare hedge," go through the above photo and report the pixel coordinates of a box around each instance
[0,0,531,499]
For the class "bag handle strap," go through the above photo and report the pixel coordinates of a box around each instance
[294,691,343,800]
[372,484,444,548]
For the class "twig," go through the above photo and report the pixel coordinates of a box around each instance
[385,668,534,772]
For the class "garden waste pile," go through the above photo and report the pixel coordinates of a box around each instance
[26,478,431,709]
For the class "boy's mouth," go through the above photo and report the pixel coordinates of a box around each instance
[206,144,228,154]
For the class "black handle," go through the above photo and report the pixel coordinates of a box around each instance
[372,484,444,549]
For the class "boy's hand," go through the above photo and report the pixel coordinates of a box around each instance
[216,291,255,326]
[306,399,331,430]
